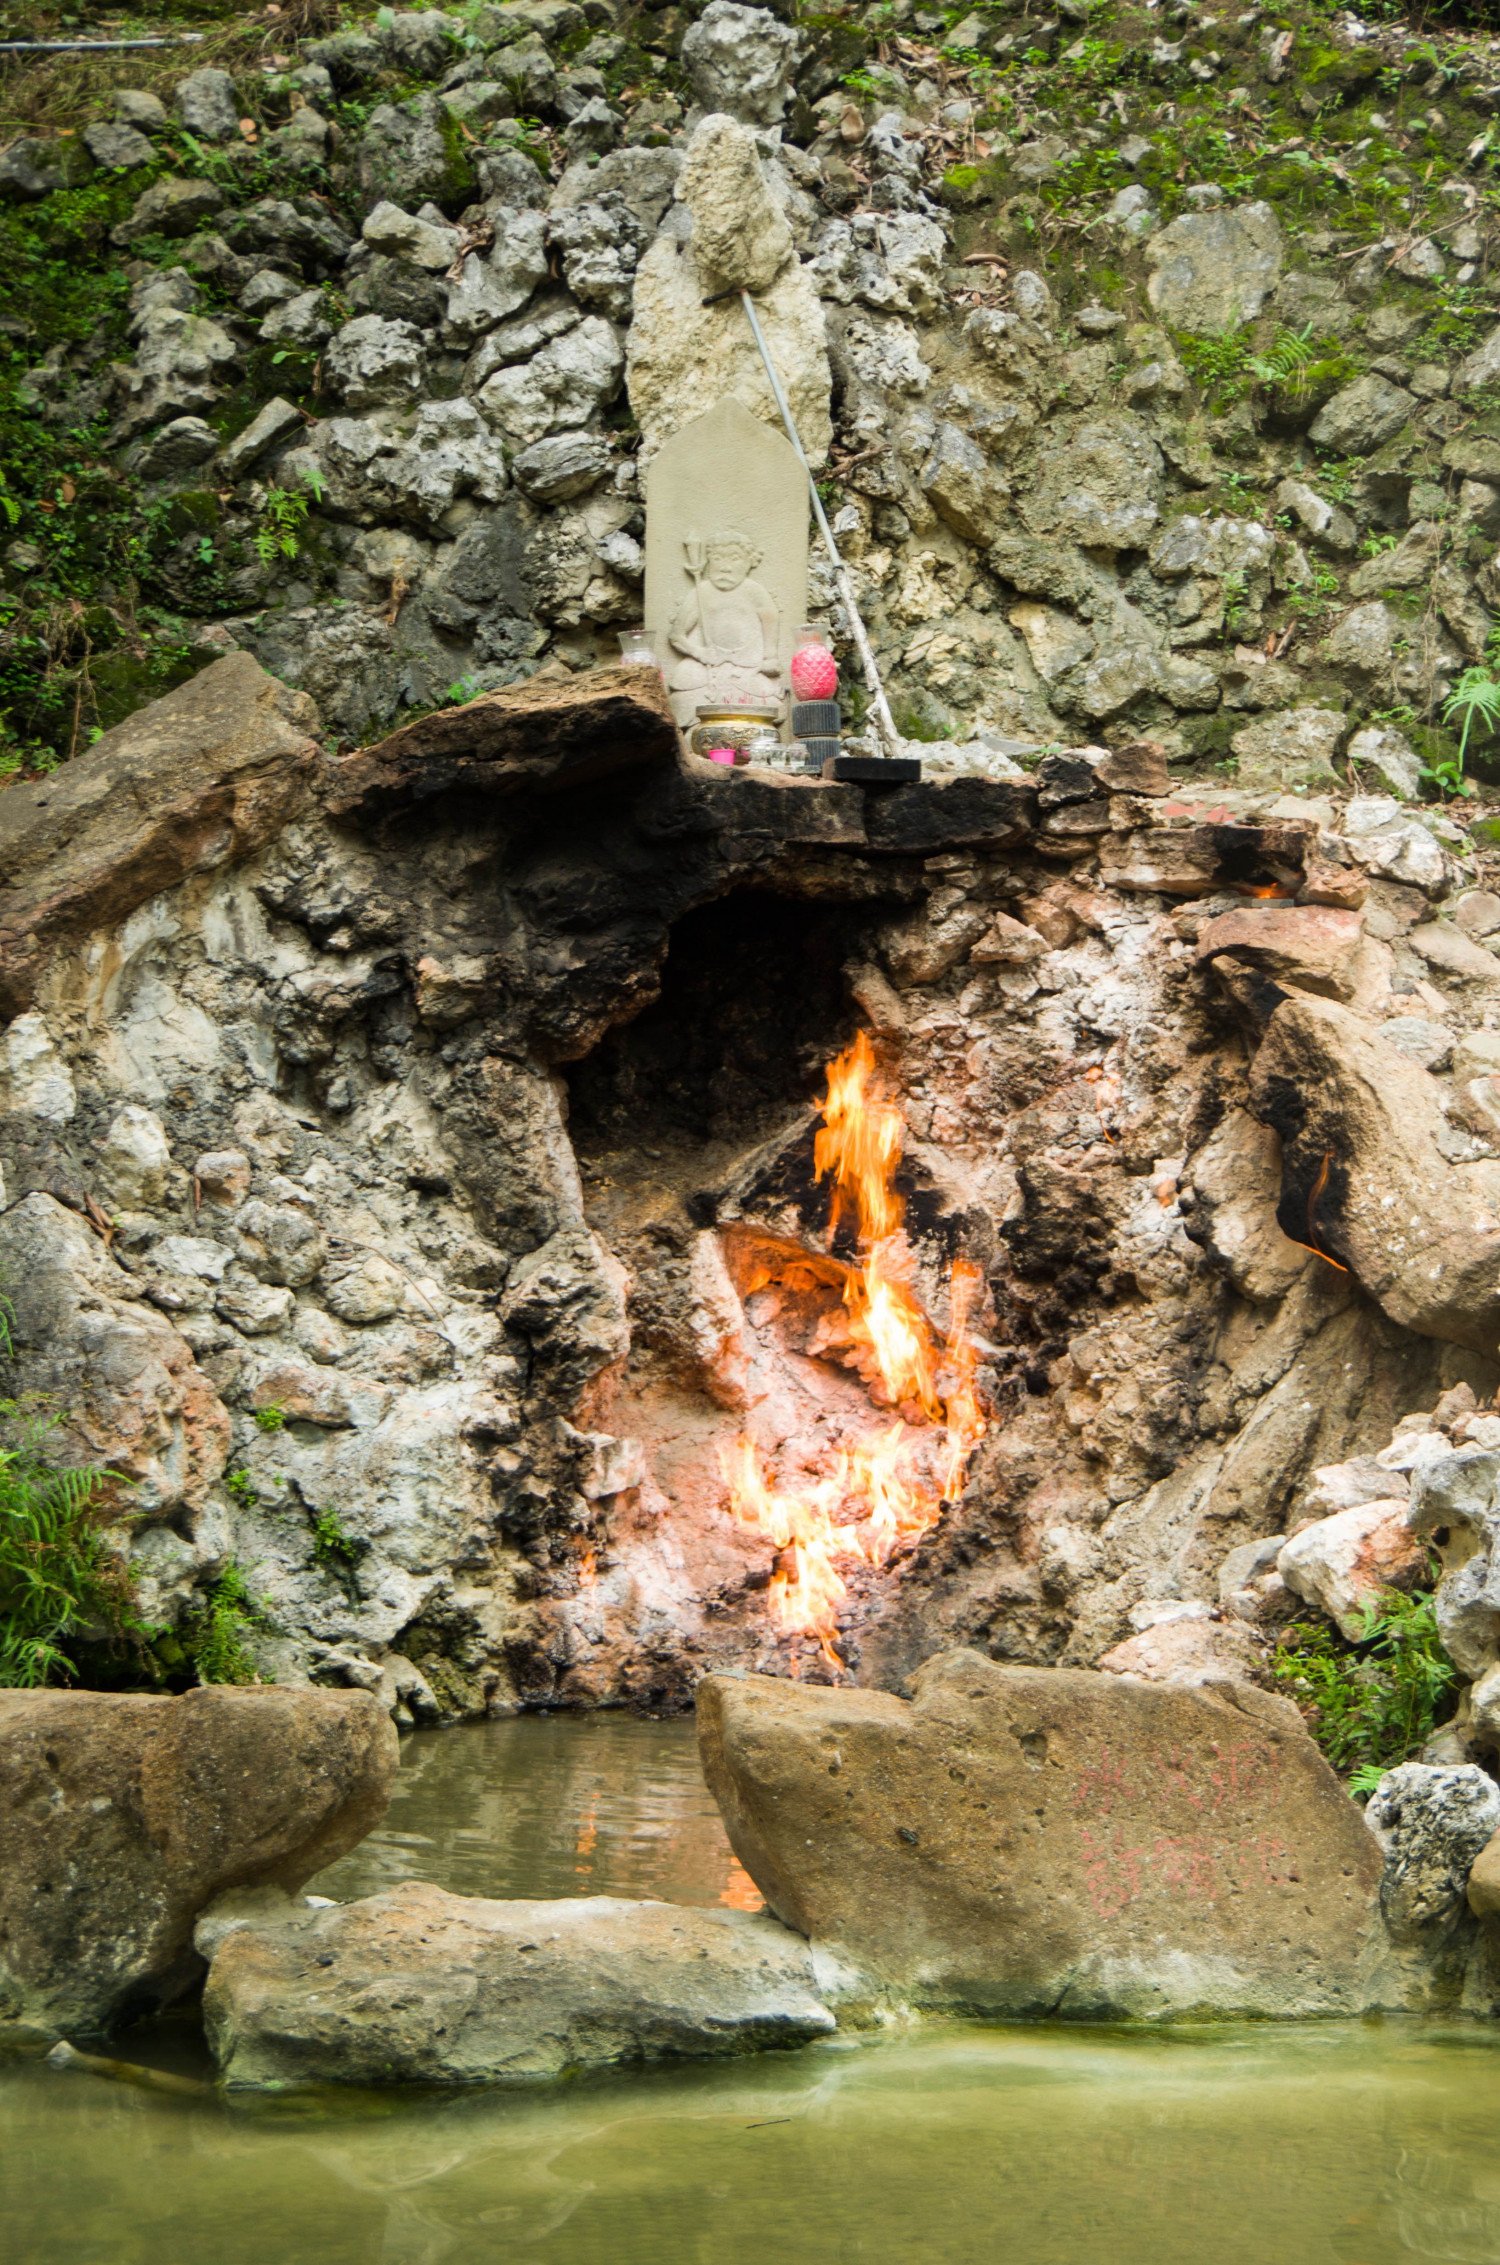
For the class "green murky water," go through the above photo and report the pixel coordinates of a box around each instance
[9,1717,1500,2265]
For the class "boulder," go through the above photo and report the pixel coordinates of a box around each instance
[1146,202,1282,333]
[203,1883,833,2087]
[115,304,239,433]
[1338,796,1448,893]
[697,1650,1385,2019]
[1366,1763,1500,1940]
[680,0,799,126]
[510,429,611,503]
[1308,375,1414,455]
[627,178,830,462]
[810,210,948,321]
[84,122,155,171]
[544,195,646,324]
[356,95,476,213]
[443,208,550,343]
[175,67,240,143]
[0,1686,396,2038]
[324,315,427,409]
[1249,996,1500,1356]
[476,314,624,447]
[677,114,792,295]
[1196,903,1364,1002]
[1347,723,1422,801]
[1277,1502,1425,1640]
[0,654,318,1018]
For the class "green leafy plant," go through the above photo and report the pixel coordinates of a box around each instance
[253,1404,287,1434]
[1247,324,1317,400]
[251,468,326,567]
[224,1466,258,1507]
[0,1353,129,1688]
[310,1506,365,1587]
[183,1562,268,1686]
[1441,663,1500,781]
[1286,562,1342,626]
[1274,1585,1457,1790]
[1220,568,1251,634]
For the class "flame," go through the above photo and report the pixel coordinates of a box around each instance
[721,1033,989,1666]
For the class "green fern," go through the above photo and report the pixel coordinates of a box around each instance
[0,1397,126,1687]
[1247,324,1317,399]
[1442,664,1500,774]
[1274,1585,1456,1789]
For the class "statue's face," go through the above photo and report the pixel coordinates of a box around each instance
[707,545,754,590]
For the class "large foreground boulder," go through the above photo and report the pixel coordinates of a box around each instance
[203,1883,835,2087]
[698,1651,1386,2019]
[0,1686,396,2039]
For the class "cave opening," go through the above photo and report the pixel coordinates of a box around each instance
[564,887,899,1173]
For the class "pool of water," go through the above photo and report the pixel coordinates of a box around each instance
[9,1716,1500,2265]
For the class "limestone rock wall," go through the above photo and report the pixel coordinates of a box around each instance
[7,656,1500,1736]
[9,0,1500,786]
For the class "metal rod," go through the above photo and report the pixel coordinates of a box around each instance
[0,34,203,49]
[739,289,902,761]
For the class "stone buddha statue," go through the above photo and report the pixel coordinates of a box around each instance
[663,530,784,721]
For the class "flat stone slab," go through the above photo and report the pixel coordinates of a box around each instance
[698,1650,1386,2020]
[325,664,679,819]
[0,1687,396,2040]
[203,1882,836,2088]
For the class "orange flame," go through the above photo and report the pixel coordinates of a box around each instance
[722,1033,989,1666]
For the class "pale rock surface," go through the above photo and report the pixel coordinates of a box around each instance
[1230,706,1346,791]
[1348,724,1423,801]
[627,184,831,461]
[99,1104,173,1207]
[1408,1449,1500,1676]
[203,1882,834,2087]
[680,0,799,126]
[1339,796,1450,891]
[1146,202,1283,332]
[478,315,623,446]
[175,67,240,142]
[0,1195,231,1518]
[677,114,792,294]
[1019,411,1162,550]
[324,316,427,409]
[1277,1502,1424,1639]
[1309,374,1415,455]
[1097,1612,1267,1685]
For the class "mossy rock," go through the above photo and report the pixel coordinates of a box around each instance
[160,489,222,538]
[1297,38,1382,102]
[940,162,992,210]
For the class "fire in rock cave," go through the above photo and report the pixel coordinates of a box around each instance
[720,1031,988,1666]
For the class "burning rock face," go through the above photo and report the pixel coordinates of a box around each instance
[717,1031,987,1666]
[10,658,1500,1730]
